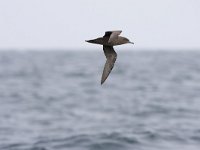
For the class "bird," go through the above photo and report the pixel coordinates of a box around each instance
[86,30,134,85]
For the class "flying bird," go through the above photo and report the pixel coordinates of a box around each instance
[86,30,134,85]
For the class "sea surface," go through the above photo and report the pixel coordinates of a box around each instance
[0,50,200,150]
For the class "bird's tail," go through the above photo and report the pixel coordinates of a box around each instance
[85,38,104,45]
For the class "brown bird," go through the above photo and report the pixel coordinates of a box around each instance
[86,30,134,85]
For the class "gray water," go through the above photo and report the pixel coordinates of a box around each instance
[0,50,200,150]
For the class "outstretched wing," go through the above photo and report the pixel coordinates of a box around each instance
[101,45,117,85]
[103,30,122,44]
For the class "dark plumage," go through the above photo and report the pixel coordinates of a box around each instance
[86,30,134,84]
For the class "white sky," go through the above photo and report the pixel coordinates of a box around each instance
[0,0,200,50]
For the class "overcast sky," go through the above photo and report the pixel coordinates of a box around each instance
[0,0,200,50]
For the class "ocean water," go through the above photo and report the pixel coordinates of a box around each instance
[0,50,200,150]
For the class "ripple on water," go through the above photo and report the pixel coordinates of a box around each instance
[1,51,200,150]
[31,132,140,150]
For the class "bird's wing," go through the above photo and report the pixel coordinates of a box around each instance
[104,31,113,37]
[101,45,117,84]
[103,30,122,44]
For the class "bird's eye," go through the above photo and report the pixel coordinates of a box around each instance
[124,38,128,41]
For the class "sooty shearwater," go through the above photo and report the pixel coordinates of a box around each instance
[86,30,134,85]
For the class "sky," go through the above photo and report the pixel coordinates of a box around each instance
[0,0,200,50]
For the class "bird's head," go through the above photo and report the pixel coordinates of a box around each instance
[121,37,134,45]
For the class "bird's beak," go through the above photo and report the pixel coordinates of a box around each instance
[129,41,134,44]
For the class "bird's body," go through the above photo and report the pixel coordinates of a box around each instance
[86,36,130,46]
[86,30,134,84]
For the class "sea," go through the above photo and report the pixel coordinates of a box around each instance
[0,50,200,150]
